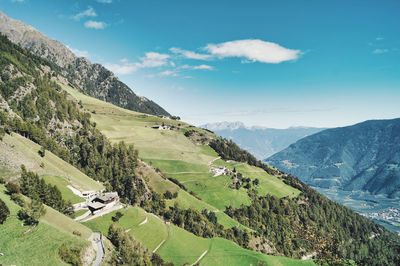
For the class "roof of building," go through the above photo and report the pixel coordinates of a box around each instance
[88,202,105,209]
[95,192,119,202]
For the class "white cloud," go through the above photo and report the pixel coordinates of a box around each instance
[66,45,90,58]
[104,52,170,75]
[373,48,389,54]
[159,70,178,77]
[192,64,214,70]
[139,52,170,68]
[104,62,138,75]
[11,0,25,3]
[84,20,107,29]
[376,37,384,41]
[72,7,97,21]
[179,64,214,70]
[170,47,212,60]
[96,0,112,3]
[204,39,300,64]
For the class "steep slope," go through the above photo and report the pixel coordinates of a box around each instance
[0,10,169,116]
[266,119,400,198]
[202,122,325,159]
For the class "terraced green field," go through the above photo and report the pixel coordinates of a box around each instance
[0,185,90,266]
[84,206,314,266]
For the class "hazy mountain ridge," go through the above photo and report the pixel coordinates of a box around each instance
[266,118,400,198]
[202,122,325,159]
[0,10,169,116]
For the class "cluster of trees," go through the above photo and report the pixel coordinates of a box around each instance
[209,138,277,175]
[225,188,400,264]
[108,223,173,266]
[18,166,74,217]
[229,170,259,190]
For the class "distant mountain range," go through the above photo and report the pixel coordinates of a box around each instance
[0,11,169,116]
[266,118,400,198]
[201,122,325,159]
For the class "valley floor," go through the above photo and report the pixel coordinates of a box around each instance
[314,186,400,235]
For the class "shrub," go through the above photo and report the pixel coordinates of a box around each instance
[5,182,20,194]
[0,176,5,184]
[58,243,82,266]
[0,198,10,224]
[10,193,24,206]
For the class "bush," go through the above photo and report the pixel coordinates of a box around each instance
[38,146,45,157]
[10,193,24,206]
[0,176,5,184]
[111,211,124,222]
[5,182,20,194]
[0,198,10,224]
[58,243,82,266]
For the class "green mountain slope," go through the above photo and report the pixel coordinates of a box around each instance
[0,185,93,266]
[0,11,170,117]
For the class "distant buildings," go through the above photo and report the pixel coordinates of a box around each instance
[151,125,171,130]
[210,166,232,177]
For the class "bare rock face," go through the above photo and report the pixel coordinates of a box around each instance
[0,11,170,116]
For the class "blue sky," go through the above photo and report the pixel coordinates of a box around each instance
[1,0,400,128]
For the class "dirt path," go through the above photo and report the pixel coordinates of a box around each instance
[152,239,166,253]
[81,204,123,222]
[191,250,208,265]
[74,210,91,221]
[208,157,220,166]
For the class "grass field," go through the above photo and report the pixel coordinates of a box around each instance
[0,185,89,266]
[61,84,300,223]
[0,133,103,202]
[83,205,313,265]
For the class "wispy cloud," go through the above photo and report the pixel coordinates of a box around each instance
[204,39,300,64]
[105,52,170,75]
[11,0,25,3]
[373,48,389,54]
[376,37,384,41]
[66,45,89,58]
[179,64,214,70]
[192,64,214,70]
[84,20,107,29]
[96,0,113,3]
[170,47,212,60]
[159,70,178,77]
[72,7,97,21]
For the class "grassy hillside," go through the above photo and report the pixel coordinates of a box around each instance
[62,84,299,212]
[84,206,314,266]
[0,185,90,266]
[0,133,103,203]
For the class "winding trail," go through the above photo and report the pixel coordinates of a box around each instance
[92,233,104,266]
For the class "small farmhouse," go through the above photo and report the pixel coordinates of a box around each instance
[88,192,119,214]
